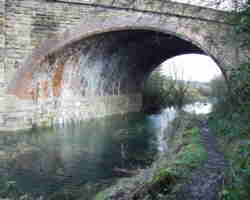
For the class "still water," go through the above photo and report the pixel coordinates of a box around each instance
[148,108,177,154]
[0,102,211,199]
[0,113,164,198]
[184,102,212,114]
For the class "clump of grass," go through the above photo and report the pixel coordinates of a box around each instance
[173,127,207,169]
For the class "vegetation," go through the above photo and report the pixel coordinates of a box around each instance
[207,1,250,199]
[208,72,250,199]
[139,112,207,199]
[142,1,250,199]
[142,68,206,113]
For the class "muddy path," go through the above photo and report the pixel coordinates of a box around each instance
[176,120,228,200]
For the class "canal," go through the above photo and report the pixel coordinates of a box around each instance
[0,102,211,199]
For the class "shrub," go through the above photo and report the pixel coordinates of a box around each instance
[142,70,199,113]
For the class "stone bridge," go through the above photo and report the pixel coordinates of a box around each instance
[0,0,246,131]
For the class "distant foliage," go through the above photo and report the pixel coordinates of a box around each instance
[142,70,199,113]
[142,71,174,113]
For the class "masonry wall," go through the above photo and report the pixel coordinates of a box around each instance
[4,0,229,86]
[5,0,87,85]
[1,0,147,131]
[0,0,240,131]
[0,0,98,130]
[0,0,5,95]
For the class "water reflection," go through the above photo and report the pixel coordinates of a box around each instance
[0,102,212,199]
[0,113,159,197]
[184,102,212,114]
[148,108,177,154]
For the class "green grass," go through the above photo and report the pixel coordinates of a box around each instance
[148,113,207,199]
[173,127,207,169]
[208,112,250,200]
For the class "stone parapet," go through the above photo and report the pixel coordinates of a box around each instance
[55,0,229,23]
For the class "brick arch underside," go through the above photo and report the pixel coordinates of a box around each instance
[8,11,228,101]
[8,29,212,100]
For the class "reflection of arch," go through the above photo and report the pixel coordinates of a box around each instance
[8,14,227,98]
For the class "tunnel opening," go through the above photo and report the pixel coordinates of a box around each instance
[142,53,224,113]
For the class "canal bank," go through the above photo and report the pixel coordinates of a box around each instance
[95,110,210,200]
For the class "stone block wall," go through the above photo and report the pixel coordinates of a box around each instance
[56,0,227,22]
[0,0,240,131]
[1,0,148,131]
[4,0,228,86]
[0,0,100,130]
[35,94,142,128]
[0,0,5,95]
[5,0,89,84]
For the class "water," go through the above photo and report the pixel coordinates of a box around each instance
[0,102,212,199]
[148,108,177,154]
[0,113,161,198]
[184,102,212,114]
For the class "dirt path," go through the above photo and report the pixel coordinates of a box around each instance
[176,120,228,200]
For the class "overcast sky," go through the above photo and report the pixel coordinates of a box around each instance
[159,1,235,82]
[174,0,235,10]
[161,54,222,82]
[158,1,236,82]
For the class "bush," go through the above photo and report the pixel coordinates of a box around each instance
[142,70,199,113]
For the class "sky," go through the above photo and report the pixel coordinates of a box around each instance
[160,54,222,82]
[159,1,237,82]
[174,0,235,10]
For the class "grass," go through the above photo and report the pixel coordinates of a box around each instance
[133,112,208,199]
[208,112,250,200]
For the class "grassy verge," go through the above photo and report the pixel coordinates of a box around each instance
[148,112,207,199]
[208,113,250,200]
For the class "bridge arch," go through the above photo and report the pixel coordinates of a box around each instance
[8,12,231,97]
[6,12,232,125]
